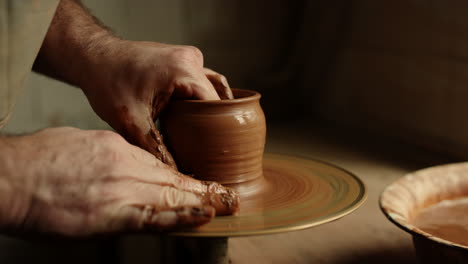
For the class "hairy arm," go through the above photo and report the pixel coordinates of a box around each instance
[33,0,115,88]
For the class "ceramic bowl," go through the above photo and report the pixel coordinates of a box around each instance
[380,163,468,263]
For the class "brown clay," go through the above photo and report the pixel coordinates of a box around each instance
[160,89,266,188]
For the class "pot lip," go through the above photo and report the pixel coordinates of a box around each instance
[175,89,261,104]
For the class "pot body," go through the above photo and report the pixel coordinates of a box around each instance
[160,89,266,185]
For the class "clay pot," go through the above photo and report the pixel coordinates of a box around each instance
[160,89,266,192]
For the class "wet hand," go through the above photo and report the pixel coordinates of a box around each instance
[0,127,238,237]
[80,40,233,167]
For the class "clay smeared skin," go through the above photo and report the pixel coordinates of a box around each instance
[147,120,240,215]
[146,69,233,169]
[117,117,240,216]
[148,127,178,169]
[139,205,215,231]
[200,181,240,215]
[169,170,240,215]
[108,105,178,169]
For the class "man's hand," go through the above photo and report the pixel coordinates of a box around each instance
[0,128,239,237]
[33,0,233,167]
[29,0,238,234]
[79,41,233,168]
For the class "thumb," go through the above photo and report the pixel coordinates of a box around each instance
[114,105,177,169]
[146,122,178,169]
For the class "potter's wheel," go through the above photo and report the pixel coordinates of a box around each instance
[171,153,367,237]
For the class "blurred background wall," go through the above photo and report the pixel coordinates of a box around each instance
[4,0,468,156]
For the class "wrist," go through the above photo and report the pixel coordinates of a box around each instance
[80,34,126,73]
[74,32,122,89]
[0,136,34,231]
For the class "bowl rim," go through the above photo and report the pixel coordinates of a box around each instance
[379,162,468,251]
[174,88,261,104]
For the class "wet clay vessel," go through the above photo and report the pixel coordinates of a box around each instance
[160,89,366,237]
[160,89,266,194]
[380,163,468,264]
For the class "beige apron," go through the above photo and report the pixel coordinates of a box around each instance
[0,0,59,128]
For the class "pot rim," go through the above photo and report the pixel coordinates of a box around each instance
[175,89,261,104]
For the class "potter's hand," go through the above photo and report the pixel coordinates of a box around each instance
[0,128,239,237]
[80,41,233,168]
[33,0,233,167]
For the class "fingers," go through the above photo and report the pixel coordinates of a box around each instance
[95,154,238,233]
[124,125,177,169]
[159,179,240,216]
[173,75,220,100]
[115,205,215,232]
[195,74,221,100]
[173,68,233,100]
[201,181,240,215]
[127,141,160,167]
[114,105,177,168]
[141,206,214,231]
[114,163,240,216]
[102,185,215,232]
[204,68,234,100]
[124,129,179,171]
[122,163,240,216]
[131,184,203,209]
[146,124,178,169]
[158,174,240,216]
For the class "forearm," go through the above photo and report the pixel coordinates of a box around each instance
[33,0,118,88]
